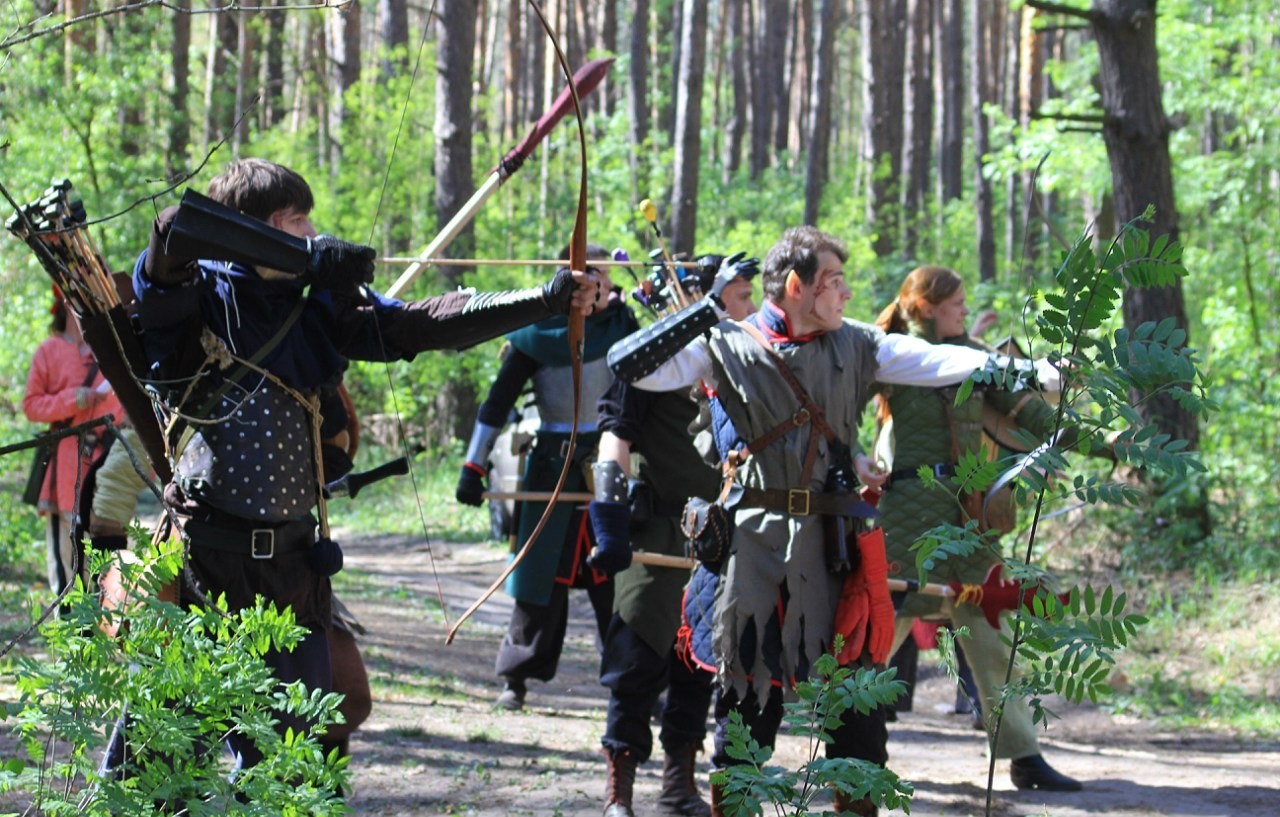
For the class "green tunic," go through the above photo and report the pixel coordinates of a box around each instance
[614,388,721,654]
[877,324,1059,618]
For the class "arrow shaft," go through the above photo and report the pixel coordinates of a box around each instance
[378,257,704,268]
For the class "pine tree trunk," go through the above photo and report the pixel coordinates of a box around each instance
[167,0,191,175]
[435,0,477,288]
[862,0,906,258]
[803,0,838,226]
[670,0,708,256]
[724,0,747,181]
[972,0,996,280]
[902,0,933,256]
[938,0,964,201]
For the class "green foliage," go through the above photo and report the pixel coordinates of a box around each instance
[1012,584,1149,722]
[714,646,913,816]
[0,543,349,814]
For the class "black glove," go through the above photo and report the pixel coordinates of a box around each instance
[541,266,577,314]
[695,254,726,283]
[709,251,760,306]
[456,462,487,507]
[587,501,633,576]
[306,235,376,292]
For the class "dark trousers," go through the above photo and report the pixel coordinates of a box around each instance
[496,580,613,683]
[711,684,888,770]
[600,612,714,763]
[230,626,332,769]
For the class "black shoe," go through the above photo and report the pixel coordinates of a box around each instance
[1010,754,1082,792]
[495,679,526,711]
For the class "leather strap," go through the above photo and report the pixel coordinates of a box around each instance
[736,320,836,487]
[737,487,878,518]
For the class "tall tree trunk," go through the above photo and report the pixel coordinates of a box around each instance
[748,0,773,178]
[1090,0,1196,446]
[204,13,238,150]
[1005,4,1023,267]
[601,0,618,114]
[771,0,794,156]
[503,0,522,141]
[234,14,256,152]
[938,0,964,201]
[902,0,933,256]
[670,0,708,256]
[167,0,191,176]
[628,0,650,149]
[435,0,477,288]
[803,0,838,225]
[862,0,906,258]
[1026,0,1204,535]
[657,3,677,144]
[265,1,287,126]
[972,0,995,280]
[724,0,747,182]
[379,0,409,78]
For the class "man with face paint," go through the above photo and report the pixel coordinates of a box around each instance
[608,227,1062,816]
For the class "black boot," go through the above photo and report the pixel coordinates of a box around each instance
[604,748,639,817]
[1010,753,1083,791]
[495,678,526,711]
[658,743,710,816]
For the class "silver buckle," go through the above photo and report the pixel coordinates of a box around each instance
[560,440,572,459]
[251,529,275,559]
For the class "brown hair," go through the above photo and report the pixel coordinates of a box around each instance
[761,226,848,303]
[875,265,964,335]
[873,265,963,425]
[206,158,314,221]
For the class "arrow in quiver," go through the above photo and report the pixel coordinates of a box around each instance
[7,179,172,482]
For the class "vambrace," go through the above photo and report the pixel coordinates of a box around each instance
[607,297,719,383]
[165,189,311,275]
[592,460,628,504]
[446,287,556,351]
[464,420,504,469]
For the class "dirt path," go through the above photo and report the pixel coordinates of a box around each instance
[338,532,1280,817]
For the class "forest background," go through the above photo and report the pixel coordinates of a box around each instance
[0,0,1276,744]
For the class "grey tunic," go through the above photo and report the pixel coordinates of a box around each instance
[701,319,881,703]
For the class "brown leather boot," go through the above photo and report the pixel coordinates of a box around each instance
[833,789,877,816]
[709,778,728,817]
[603,748,639,817]
[657,743,710,816]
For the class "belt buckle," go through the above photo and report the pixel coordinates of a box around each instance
[787,489,810,515]
[251,529,275,559]
[560,440,572,459]
[934,464,951,479]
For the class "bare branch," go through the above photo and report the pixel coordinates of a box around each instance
[1,0,352,51]
[1033,111,1112,125]
[1023,0,1098,22]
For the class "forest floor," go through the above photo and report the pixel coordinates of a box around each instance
[335,531,1280,817]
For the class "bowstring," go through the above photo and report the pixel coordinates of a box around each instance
[363,0,452,630]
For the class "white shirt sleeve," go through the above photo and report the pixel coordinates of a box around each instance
[873,332,1061,391]
[630,336,715,392]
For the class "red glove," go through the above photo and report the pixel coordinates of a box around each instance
[858,528,895,665]
[834,572,870,665]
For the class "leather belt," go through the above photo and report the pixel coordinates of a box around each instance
[185,517,315,559]
[737,487,878,518]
